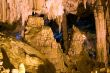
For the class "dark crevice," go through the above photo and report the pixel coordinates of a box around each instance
[43,12,96,52]
[1,48,15,69]
[76,13,96,33]
[76,2,96,33]
[44,19,62,42]
[67,13,77,29]
[66,13,96,34]
[66,13,78,49]
[44,18,65,51]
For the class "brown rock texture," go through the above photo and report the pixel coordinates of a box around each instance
[66,26,96,73]
[0,32,46,72]
[25,16,67,73]
[0,0,95,23]
[68,26,87,55]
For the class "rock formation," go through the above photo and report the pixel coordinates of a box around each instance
[25,16,67,73]
[0,0,110,72]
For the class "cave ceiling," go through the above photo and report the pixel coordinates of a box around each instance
[0,0,96,23]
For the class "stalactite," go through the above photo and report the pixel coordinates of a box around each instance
[45,0,64,19]
[7,0,17,23]
[6,0,34,37]
[7,2,10,22]
[1,0,34,24]
[0,0,98,23]
[0,0,2,21]
[2,0,7,22]
[45,0,64,33]
[36,0,45,11]
[82,0,87,9]
[33,0,37,10]
[28,0,33,10]
[20,0,33,37]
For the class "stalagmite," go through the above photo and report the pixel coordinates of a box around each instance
[18,63,25,73]
[12,69,18,73]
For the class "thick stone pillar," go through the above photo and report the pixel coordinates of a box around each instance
[94,0,108,66]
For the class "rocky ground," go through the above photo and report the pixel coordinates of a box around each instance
[0,15,109,73]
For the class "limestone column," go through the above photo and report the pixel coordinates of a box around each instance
[94,0,108,66]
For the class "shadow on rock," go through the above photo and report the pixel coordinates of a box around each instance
[37,59,56,73]
[1,48,15,69]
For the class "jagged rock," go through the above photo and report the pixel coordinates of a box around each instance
[65,26,96,73]
[25,23,67,73]
[27,16,44,28]
[68,26,87,55]
[0,32,57,73]
[26,55,44,68]
[68,26,96,56]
